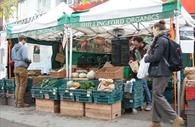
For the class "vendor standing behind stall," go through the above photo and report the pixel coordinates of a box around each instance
[12,35,31,108]
[129,36,152,111]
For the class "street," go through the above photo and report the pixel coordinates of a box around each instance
[0,118,34,127]
[0,105,177,127]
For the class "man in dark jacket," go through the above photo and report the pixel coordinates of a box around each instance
[145,20,183,127]
[129,36,152,111]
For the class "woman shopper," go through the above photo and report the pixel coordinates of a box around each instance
[144,20,184,127]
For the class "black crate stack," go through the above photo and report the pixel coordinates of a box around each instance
[111,37,129,66]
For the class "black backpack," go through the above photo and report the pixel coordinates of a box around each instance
[163,36,182,72]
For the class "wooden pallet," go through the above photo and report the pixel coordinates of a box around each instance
[60,101,84,117]
[35,99,60,113]
[85,101,121,120]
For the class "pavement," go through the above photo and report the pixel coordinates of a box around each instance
[0,105,180,127]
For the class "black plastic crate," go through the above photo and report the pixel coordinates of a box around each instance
[42,79,67,100]
[4,79,15,94]
[92,80,123,104]
[31,79,57,99]
[59,89,75,102]
[93,91,122,104]
[0,80,5,94]
[69,80,99,103]
[122,97,144,109]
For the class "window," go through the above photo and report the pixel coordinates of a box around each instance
[38,0,51,12]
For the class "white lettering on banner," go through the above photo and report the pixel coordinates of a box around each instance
[74,12,174,27]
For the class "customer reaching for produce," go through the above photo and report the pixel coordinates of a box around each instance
[12,35,31,108]
[144,20,184,127]
[129,36,152,111]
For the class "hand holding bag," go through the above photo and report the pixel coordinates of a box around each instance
[137,56,150,79]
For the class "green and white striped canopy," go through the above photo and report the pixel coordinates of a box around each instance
[6,2,73,40]
[59,0,178,28]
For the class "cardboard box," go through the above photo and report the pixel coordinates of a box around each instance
[36,99,60,113]
[85,101,121,120]
[60,101,84,117]
[31,76,50,86]
[55,53,65,63]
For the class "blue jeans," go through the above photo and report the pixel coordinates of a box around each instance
[143,80,152,105]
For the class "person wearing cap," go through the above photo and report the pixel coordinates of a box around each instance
[12,35,31,108]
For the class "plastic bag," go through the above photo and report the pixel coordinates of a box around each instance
[137,56,150,79]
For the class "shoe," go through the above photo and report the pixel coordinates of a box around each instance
[145,105,152,111]
[16,103,30,108]
[172,116,184,127]
[148,122,161,127]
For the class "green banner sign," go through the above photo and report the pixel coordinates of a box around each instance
[71,11,175,28]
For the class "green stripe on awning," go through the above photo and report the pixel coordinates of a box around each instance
[7,25,64,39]
[162,1,178,12]
[6,25,13,37]
[70,11,175,28]
[57,14,70,26]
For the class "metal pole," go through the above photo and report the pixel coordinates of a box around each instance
[176,0,181,115]
[65,26,69,78]
[69,27,73,79]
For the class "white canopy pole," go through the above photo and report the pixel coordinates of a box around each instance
[69,27,73,79]
[65,26,69,78]
[176,0,181,116]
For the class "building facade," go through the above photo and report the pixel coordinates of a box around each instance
[5,0,104,26]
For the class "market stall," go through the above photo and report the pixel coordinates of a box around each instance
[1,0,195,122]
[55,0,194,118]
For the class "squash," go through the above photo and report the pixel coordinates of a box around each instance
[87,70,96,79]
[67,81,74,88]
[79,73,87,78]
[73,82,80,89]
[72,72,79,78]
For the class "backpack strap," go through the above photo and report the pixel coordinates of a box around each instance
[162,35,171,61]
[161,35,172,67]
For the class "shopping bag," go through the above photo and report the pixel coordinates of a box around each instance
[129,60,139,73]
[137,56,150,79]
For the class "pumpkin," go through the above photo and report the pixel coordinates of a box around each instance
[79,73,87,78]
[87,70,96,79]
[72,72,79,78]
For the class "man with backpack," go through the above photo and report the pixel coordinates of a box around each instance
[144,20,183,127]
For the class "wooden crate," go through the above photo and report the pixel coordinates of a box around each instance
[96,67,124,80]
[31,76,50,86]
[35,99,60,113]
[49,70,66,79]
[60,101,84,117]
[85,101,121,120]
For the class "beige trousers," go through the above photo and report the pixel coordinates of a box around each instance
[14,67,28,105]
